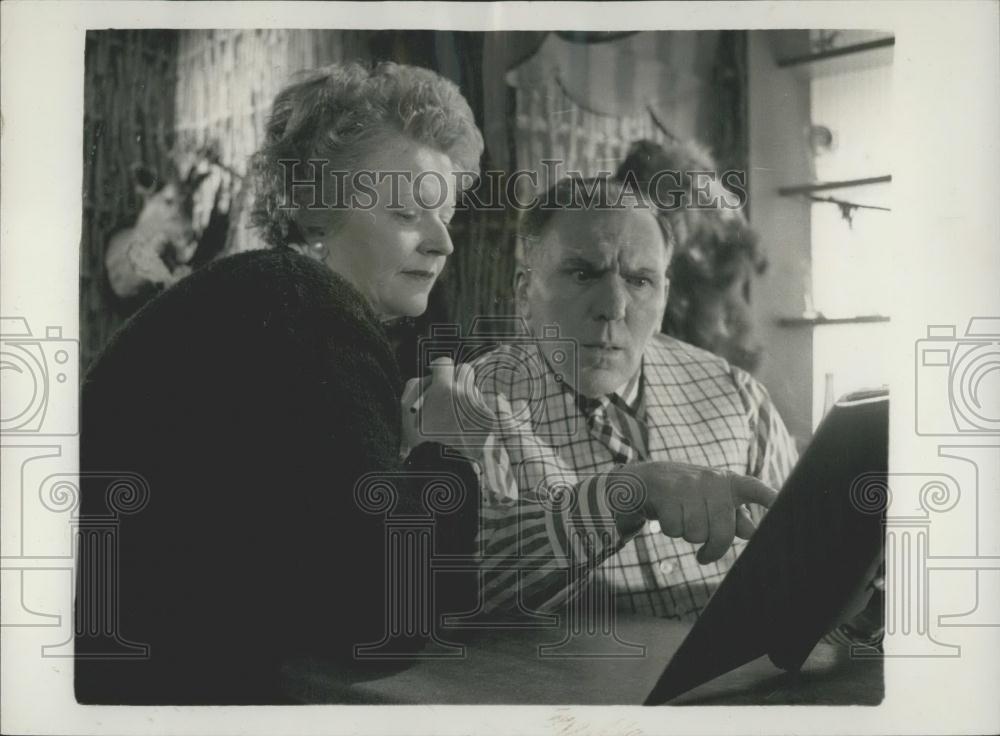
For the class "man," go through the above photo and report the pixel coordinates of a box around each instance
[466,176,797,619]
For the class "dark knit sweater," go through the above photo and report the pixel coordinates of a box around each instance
[75,248,476,704]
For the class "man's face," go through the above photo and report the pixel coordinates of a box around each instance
[519,207,670,398]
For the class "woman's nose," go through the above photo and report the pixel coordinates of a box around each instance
[418,217,454,257]
[593,275,628,321]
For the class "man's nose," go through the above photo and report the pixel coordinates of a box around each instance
[593,275,628,321]
[418,217,454,257]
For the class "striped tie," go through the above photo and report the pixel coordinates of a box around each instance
[578,393,649,465]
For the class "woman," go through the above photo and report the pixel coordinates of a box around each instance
[76,62,485,704]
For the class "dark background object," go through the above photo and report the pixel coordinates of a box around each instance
[644,390,888,704]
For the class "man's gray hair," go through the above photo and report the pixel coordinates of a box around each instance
[516,175,676,268]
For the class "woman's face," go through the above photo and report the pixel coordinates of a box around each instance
[319,136,459,320]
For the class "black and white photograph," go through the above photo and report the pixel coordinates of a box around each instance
[1,2,998,734]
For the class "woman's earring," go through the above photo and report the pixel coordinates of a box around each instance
[310,241,329,261]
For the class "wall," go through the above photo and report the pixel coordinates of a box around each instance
[80,31,178,370]
[747,32,814,447]
[174,30,374,256]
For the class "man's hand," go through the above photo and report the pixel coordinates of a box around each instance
[616,461,779,564]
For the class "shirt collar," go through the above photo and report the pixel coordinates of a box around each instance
[564,362,644,417]
[617,368,643,411]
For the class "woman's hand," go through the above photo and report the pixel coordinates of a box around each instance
[401,357,497,460]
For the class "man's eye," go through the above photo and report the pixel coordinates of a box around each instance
[395,210,418,222]
[571,270,597,283]
[626,276,652,289]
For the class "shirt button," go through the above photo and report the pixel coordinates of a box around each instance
[648,520,661,534]
[659,560,675,575]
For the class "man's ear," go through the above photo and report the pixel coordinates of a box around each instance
[657,272,671,325]
[513,266,532,320]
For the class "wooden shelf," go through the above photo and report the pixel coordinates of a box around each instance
[776,37,895,68]
[778,314,891,327]
[778,176,891,197]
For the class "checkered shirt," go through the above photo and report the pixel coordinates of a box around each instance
[469,333,797,620]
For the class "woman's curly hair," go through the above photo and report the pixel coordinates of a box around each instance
[250,61,484,248]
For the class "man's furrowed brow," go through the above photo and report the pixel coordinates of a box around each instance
[626,266,662,279]
[559,255,609,271]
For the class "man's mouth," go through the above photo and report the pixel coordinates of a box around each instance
[582,343,624,352]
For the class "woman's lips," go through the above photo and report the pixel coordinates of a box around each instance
[401,270,436,282]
